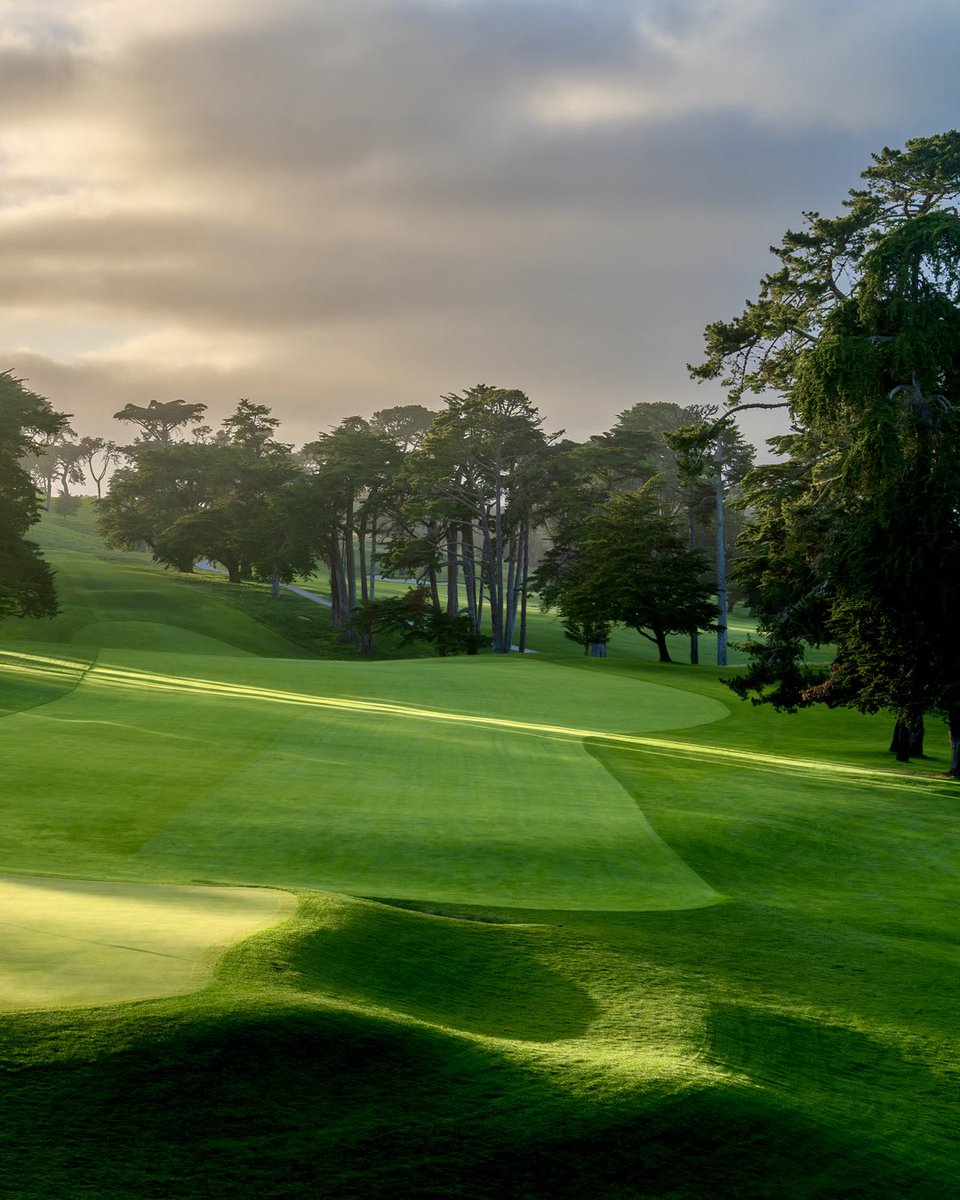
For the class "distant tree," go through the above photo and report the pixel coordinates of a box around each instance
[113,399,207,445]
[22,439,67,512]
[401,385,554,653]
[350,588,488,657]
[99,441,215,570]
[369,404,436,452]
[51,440,87,500]
[76,436,123,499]
[535,482,716,663]
[302,417,404,630]
[665,409,755,664]
[100,399,322,587]
[53,492,81,518]
[0,370,69,619]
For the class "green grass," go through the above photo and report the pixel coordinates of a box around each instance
[0,509,957,1198]
[0,875,293,1010]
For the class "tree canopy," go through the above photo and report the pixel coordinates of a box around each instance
[0,371,69,620]
[534,482,716,663]
[691,131,960,773]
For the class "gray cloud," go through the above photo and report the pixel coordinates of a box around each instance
[1,0,958,452]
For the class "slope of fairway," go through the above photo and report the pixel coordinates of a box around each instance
[0,875,294,1010]
[0,646,724,909]
[12,550,315,661]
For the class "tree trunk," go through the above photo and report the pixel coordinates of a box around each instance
[947,708,960,778]
[446,526,459,616]
[479,505,502,651]
[271,565,281,600]
[890,713,925,761]
[225,559,242,584]
[504,530,519,651]
[344,496,357,614]
[328,537,346,629]
[518,519,530,655]
[368,513,377,601]
[358,514,368,604]
[715,440,727,667]
[688,511,700,664]
[461,521,478,631]
[491,452,507,653]
[655,628,672,664]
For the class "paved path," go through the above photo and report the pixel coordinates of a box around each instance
[284,584,332,608]
[196,562,535,648]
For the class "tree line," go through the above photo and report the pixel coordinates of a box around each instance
[90,388,751,659]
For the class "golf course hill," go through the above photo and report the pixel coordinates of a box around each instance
[0,503,956,1199]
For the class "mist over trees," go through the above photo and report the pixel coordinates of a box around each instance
[88,384,736,659]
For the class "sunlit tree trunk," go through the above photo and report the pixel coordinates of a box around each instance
[368,513,377,601]
[949,709,960,779]
[461,521,478,631]
[446,526,459,615]
[358,513,368,604]
[518,519,530,654]
[689,512,700,665]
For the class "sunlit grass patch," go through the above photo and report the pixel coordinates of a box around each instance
[0,874,293,1010]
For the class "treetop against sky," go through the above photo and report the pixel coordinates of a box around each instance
[1,1,957,449]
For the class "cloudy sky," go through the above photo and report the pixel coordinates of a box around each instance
[1,0,958,452]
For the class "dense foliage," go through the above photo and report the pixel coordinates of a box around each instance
[95,386,735,659]
[0,371,68,619]
[692,131,960,772]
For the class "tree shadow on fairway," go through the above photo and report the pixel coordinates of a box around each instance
[0,1001,948,1200]
[271,897,600,1043]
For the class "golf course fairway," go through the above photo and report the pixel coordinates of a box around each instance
[0,508,957,1199]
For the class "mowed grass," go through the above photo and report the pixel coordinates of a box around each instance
[0,875,293,1010]
[0,506,957,1198]
[0,641,726,909]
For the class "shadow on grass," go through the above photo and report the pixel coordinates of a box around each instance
[280,900,599,1042]
[0,999,948,1200]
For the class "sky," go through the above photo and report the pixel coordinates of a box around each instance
[1,0,958,454]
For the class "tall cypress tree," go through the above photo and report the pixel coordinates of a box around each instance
[692,132,960,774]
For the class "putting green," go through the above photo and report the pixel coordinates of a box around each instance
[0,874,294,1010]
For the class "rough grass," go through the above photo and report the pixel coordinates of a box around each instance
[0,507,956,1198]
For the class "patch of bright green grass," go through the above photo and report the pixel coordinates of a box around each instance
[0,875,293,1010]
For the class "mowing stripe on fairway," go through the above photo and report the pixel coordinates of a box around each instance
[8,650,942,794]
[0,874,294,1011]
[0,648,723,910]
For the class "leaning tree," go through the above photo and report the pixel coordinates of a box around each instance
[691,131,960,774]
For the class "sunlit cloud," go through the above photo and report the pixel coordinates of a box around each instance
[0,0,957,445]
